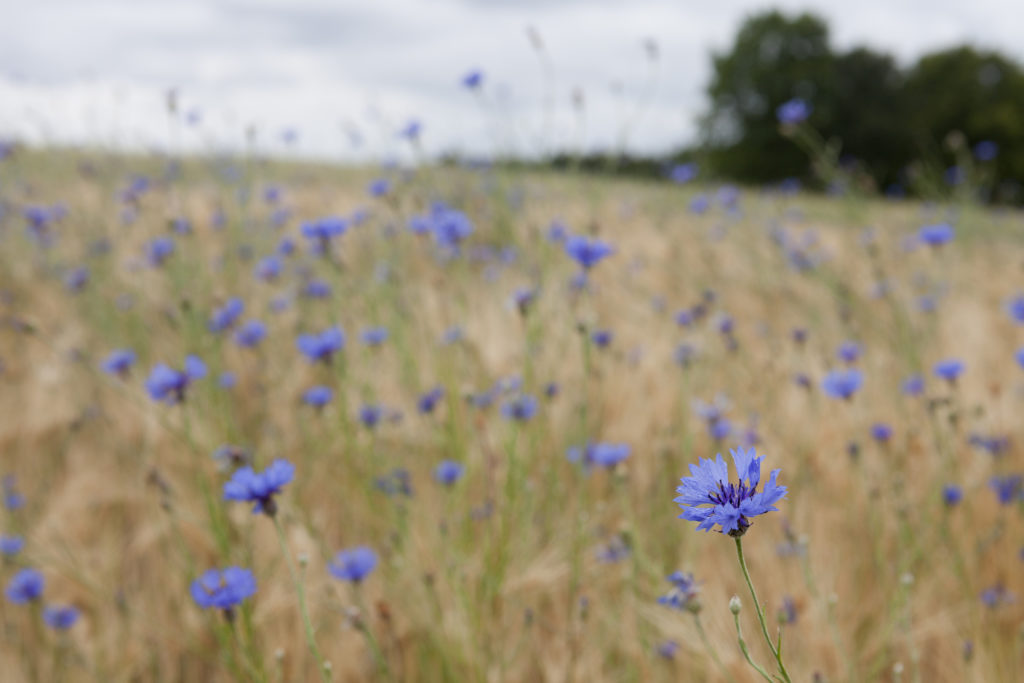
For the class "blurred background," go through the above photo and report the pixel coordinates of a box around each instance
[2,0,1023,199]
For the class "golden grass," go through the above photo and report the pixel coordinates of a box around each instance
[0,148,1022,681]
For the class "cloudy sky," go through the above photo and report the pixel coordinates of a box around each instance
[1,0,1022,162]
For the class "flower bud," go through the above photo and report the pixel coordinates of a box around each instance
[729,595,742,615]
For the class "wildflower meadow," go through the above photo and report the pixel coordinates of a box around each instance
[3,20,1024,683]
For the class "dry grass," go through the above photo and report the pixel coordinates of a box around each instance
[1,148,1023,682]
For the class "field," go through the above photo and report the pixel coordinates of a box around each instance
[1,148,1023,682]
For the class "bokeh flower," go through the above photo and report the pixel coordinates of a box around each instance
[224,459,295,516]
[328,546,377,583]
[191,567,257,611]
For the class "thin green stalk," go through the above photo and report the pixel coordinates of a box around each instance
[735,537,792,683]
[273,517,331,683]
[731,607,774,683]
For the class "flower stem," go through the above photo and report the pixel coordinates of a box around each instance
[735,536,792,683]
[273,517,331,683]
[731,608,774,683]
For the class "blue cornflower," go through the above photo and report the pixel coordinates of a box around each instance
[301,216,348,247]
[171,217,191,235]
[209,298,244,333]
[1015,347,1024,370]
[989,475,1022,505]
[919,223,954,247]
[871,423,893,443]
[361,327,389,346]
[297,327,345,364]
[462,69,483,89]
[254,255,282,281]
[434,460,465,486]
[547,221,568,243]
[980,584,1014,609]
[328,546,377,583]
[658,571,700,611]
[1007,295,1024,324]
[43,605,80,630]
[656,640,680,660]
[64,266,89,292]
[943,485,963,507]
[690,194,710,214]
[191,567,256,611]
[569,443,632,469]
[359,404,382,429]
[902,375,924,396]
[973,140,998,161]
[776,98,811,125]
[430,206,474,250]
[933,358,964,383]
[219,372,236,389]
[837,341,861,364]
[145,236,175,267]
[501,394,538,422]
[674,447,787,537]
[0,535,24,556]
[512,288,537,316]
[223,459,295,516]
[669,163,698,184]
[709,418,732,442]
[368,179,390,197]
[822,369,863,400]
[564,235,613,270]
[675,309,694,327]
[302,279,332,299]
[303,386,333,408]
[278,237,296,256]
[591,329,613,348]
[145,355,206,404]
[234,320,266,348]
[544,382,559,398]
[418,386,445,414]
[101,349,136,376]
[399,120,422,141]
[6,568,44,604]
[3,476,24,511]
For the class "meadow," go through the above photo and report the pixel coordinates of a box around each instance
[1,146,1023,682]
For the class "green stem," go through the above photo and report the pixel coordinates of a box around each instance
[735,537,792,683]
[273,517,331,683]
[731,609,774,683]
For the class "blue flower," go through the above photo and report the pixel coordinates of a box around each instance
[973,140,998,161]
[101,349,136,376]
[822,369,862,400]
[297,327,345,364]
[430,206,474,250]
[980,584,1014,609]
[368,179,390,197]
[591,329,613,348]
[1016,347,1024,370]
[219,372,236,389]
[359,404,382,429]
[919,223,954,247]
[234,320,267,348]
[462,69,483,89]
[223,459,295,516]
[209,298,244,333]
[399,120,422,141]
[146,236,175,267]
[302,279,332,299]
[656,640,680,660]
[989,475,1022,505]
[657,571,700,611]
[674,447,787,536]
[328,546,377,583]
[301,216,348,246]
[669,163,698,184]
[434,460,465,486]
[1007,295,1024,324]
[564,235,613,270]
[254,256,282,281]
[933,358,964,383]
[0,535,24,556]
[870,423,893,443]
[902,375,924,396]
[43,605,80,630]
[191,567,257,610]
[64,266,89,292]
[569,443,632,469]
[361,327,389,347]
[145,355,206,403]
[837,341,861,364]
[418,386,445,414]
[303,386,333,408]
[776,98,811,125]
[3,476,24,511]
[501,394,538,422]
[6,568,44,604]
[943,485,963,507]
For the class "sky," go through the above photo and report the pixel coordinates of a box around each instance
[1,0,1022,163]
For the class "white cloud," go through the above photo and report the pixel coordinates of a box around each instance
[1,0,1022,161]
